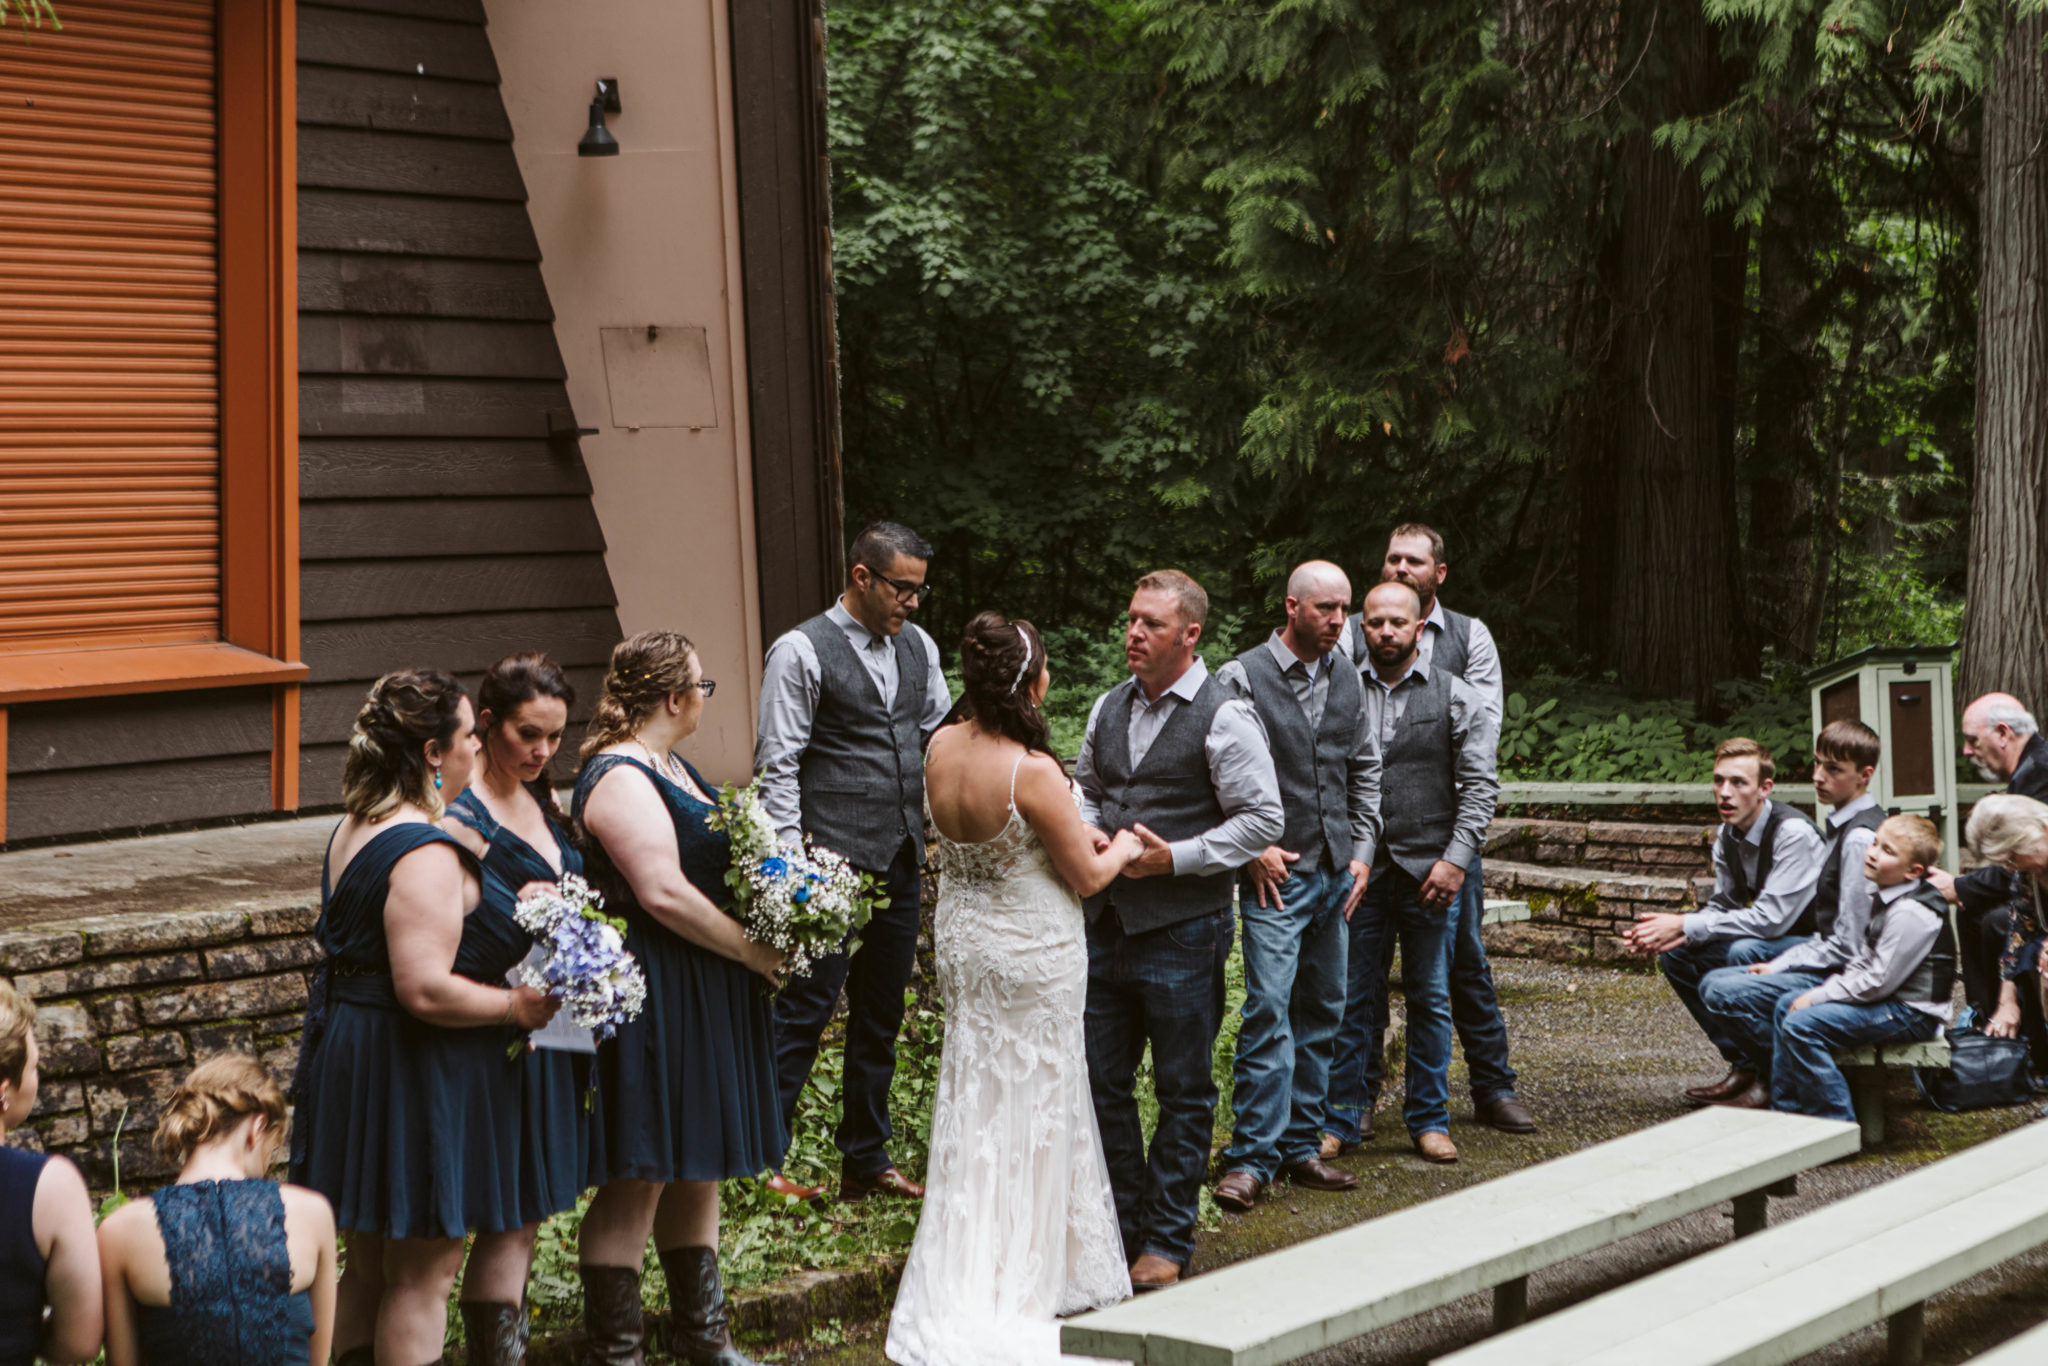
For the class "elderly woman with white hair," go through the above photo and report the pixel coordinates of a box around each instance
[1962,793,2048,1052]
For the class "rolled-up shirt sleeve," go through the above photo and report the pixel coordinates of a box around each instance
[1685,816,1824,943]
[1073,692,1111,830]
[1168,699,1283,877]
[753,632,822,847]
[1349,702,1383,868]
[1443,677,1499,872]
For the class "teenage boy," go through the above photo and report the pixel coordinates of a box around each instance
[1624,737,1825,1104]
[1696,720,1885,1107]
[1770,815,1955,1122]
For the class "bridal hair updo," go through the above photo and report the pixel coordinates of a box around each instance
[344,668,470,822]
[959,611,1052,757]
[154,1053,289,1167]
[478,652,577,824]
[580,630,698,761]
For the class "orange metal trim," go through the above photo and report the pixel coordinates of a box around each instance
[0,641,306,706]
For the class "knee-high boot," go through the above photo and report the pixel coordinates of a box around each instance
[460,1299,528,1366]
[580,1264,648,1366]
[656,1245,759,1366]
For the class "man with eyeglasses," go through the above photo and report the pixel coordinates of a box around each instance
[754,521,954,1203]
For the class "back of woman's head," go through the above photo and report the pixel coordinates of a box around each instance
[580,631,697,761]
[959,612,1051,756]
[344,668,469,821]
[154,1053,288,1168]
[0,982,34,1092]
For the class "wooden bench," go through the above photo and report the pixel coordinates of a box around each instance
[1481,898,1530,926]
[1967,1318,2048,1363]
[1837,1037,1951,1146]
[1059,1108,1858,1366]
[1438,1118,2048,1366]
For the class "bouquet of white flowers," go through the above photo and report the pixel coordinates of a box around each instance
[511,872,648,1048]
[708,779,880,979]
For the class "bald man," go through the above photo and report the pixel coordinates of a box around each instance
[1931,693,2048,1025]
[1210,562,1382,1209]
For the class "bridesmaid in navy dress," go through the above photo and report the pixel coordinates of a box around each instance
[96,1053,338,1366]
[572,631,788,1366]
[290,670,560,1366]
[442,652,590,1355]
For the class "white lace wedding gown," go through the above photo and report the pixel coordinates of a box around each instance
[885,757,1132,1366]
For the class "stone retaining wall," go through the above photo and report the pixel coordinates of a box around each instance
[0,905,318,1189]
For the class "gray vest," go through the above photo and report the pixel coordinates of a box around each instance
[1377,667,1460,883]
[1867,882,1958,1008]
[794,614,930,871]
[1236,644,1361,871]
[1799,804,1886,938]
[1717,799,1807,908]
[1082,675,1232,933]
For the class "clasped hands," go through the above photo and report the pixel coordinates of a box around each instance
[1086,823,1165,875]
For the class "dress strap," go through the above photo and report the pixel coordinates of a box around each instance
[1007,750,1027,815]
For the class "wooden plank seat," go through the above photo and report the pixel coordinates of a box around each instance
[1966,1318,2048,1363]
[1059,1109,1858,1366]
[1437,1119,2048,1366]
[1480,898,1530,926]
[1836,1037,1953,1147]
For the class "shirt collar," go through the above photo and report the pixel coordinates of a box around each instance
[1370,655,1429,692]
[1741,807,1773,848]
[1138,656,1211,707]
[1829,792,1879,828]
[1265,631,1324,675]
[1425,599,1447,632]
[827,599,885,648]
[1877,879,1918,905]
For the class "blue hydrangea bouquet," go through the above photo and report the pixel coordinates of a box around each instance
[708,779,880,979]
[511,871,648,1049]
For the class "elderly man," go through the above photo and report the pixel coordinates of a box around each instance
[1930,693,2048,1036]
[1211,561,1380,1212]
[1077,569,1283,1290]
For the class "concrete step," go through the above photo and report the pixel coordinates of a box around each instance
[1482,858,1695,908]
[1486,816,1712,878]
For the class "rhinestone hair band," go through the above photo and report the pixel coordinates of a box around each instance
[1009,625,1034,695]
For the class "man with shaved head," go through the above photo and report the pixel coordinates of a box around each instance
[1931,693,2048,1032]
[1210,561,1382,1211]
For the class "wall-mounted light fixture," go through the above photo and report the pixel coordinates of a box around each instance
[578,78,622,157]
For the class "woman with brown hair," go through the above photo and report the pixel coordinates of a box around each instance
[290,669,560,1366]
[97,1053,338,1366]
[571,631,787,1366]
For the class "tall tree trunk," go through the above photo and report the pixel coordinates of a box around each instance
[1962,11,2048,712]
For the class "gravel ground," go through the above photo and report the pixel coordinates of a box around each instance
[777,956,2046,1366]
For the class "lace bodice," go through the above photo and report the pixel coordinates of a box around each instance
[136,1180,315,1366]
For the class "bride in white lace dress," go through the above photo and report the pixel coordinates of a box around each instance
[886,614,1144,1366]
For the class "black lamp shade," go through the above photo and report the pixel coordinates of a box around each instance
[579,96,619,156]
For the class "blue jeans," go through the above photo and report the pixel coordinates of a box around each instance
[1222,861,1351,1181]
[1351,854,1518,1115]
[1328,864,1455,1141]
[1698,966,1826,1083]
[772,839,922,1179]
[1659,934,1810,1067]
[1769,995,1940,1122]
[1085,905,1231,1268]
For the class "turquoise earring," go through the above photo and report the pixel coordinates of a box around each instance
[433,765,443,791]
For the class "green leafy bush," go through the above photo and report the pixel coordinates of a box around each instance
[1499,673,1814,784]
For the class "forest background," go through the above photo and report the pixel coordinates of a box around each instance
[831,0,2048,782]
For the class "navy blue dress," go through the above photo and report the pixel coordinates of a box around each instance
[447,787,592,1218]
[0,1145,47,1366]
[291,821,535,1238]
[573,754,788,1183]
[134,1179,315,1365]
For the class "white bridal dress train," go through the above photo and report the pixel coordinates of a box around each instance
[885,757,1132,1366]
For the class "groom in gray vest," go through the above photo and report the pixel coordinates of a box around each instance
[1076,569,1282,1291]
[754,522,953,1201]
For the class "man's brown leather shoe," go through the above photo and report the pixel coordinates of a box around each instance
[842,1166,924,1201]
[1709,1080,1770,1110]
[1414,1132,1459,1164]
[1684,1068,1756,1104]
[1213,1170,1262,1211]
[1474,1097,1538,1134]
[1129,1253,1181,1293]
[762,1172,825,1202]
[1279,1156,1359,1192]
[1319,1111,1373,1159]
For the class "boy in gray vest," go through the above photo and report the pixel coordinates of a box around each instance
[1769,814,1954,1121]
[1211,561,1380,1212]
[754,522,953,1201]
[1076,569,1283,1290]
[1327,581,1499,1165]
[1696,719,1884,1108]
[1624,737,1825,1105]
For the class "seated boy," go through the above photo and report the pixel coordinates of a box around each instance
[1695,720,1885,1107]
[1624,737,1825,1105]
[1770,814,1954,1122]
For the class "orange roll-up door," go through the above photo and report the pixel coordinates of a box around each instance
[0,0,220,651]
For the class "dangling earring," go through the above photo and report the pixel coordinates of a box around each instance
[432,763,443,791]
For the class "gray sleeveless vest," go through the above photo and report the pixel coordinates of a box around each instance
[1717,799,1808,908]
[1798,804,1886,938]
[1866,882,1958,1008]
[1235,644,1361,871]
[794,614,930,870]
[1377,667,1460,882]
[1082,675,1232,933]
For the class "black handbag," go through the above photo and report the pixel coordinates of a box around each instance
[1914,1027,2041,1112]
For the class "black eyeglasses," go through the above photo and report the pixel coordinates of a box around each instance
[690,679,717,697]
[868,570,935,604]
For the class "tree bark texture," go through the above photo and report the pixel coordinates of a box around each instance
[1963,11,2048,712]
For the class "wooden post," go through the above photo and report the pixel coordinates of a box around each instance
[1731,1189,1768,1239]
[1887,1302,1925,1366]
[1492,1276,1529,1332]
[1851,1066,1887,1147]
